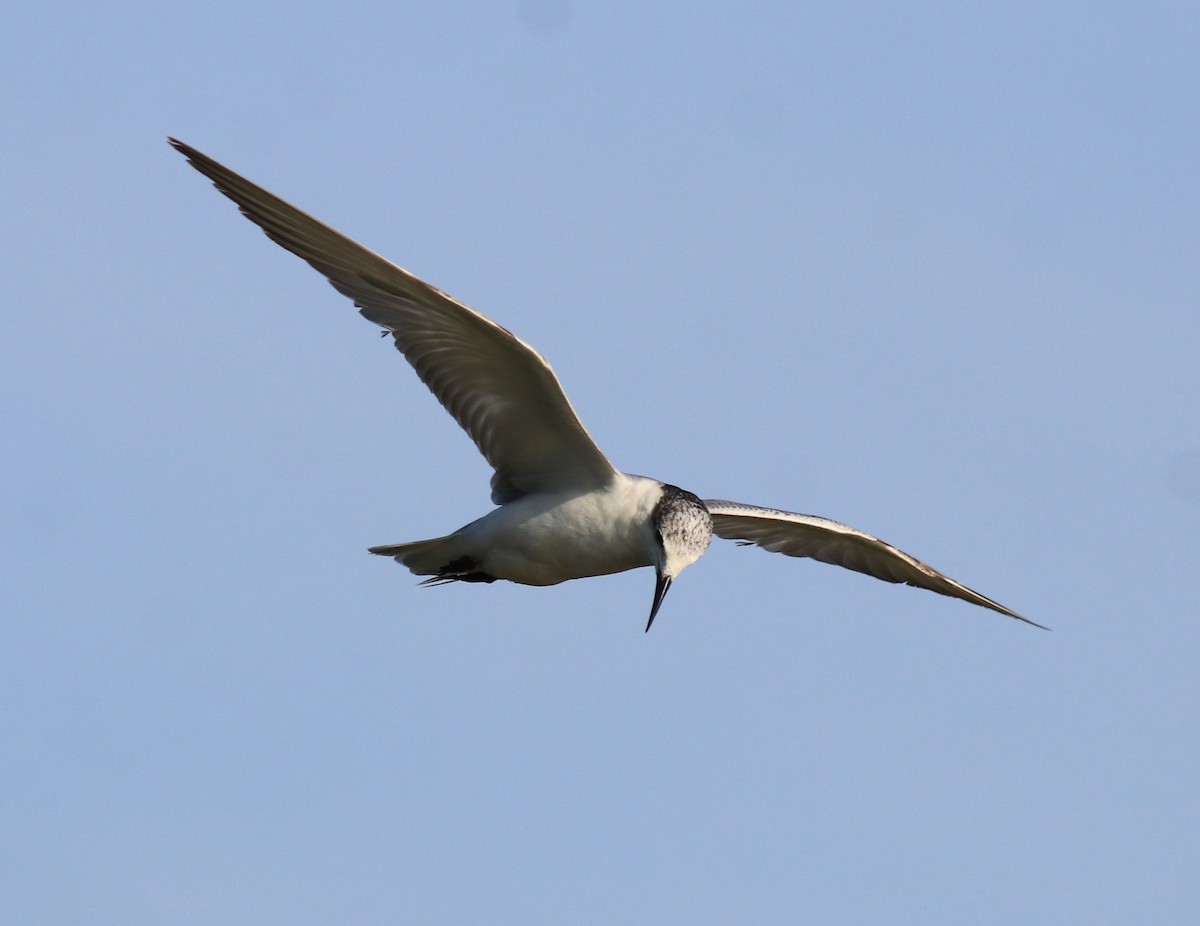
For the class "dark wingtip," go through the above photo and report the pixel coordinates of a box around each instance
[166,137,220,176]
[993,600,1049,631]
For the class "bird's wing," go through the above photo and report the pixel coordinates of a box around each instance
[703,499,1043,628]
[169,138,617,502]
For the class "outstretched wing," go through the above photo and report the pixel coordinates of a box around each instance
[704,499,1043,628]
[169,138,617,502]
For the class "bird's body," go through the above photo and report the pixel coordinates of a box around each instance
[373,474,696,587]
[170,138,1042,631]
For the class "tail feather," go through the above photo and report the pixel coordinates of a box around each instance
[368,536,498,585]
[368,536,460,575]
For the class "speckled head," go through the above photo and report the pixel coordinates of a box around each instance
[646,484,713,631]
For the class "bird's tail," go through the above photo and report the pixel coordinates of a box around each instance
[368,536,496,585]
[369,536,458,574]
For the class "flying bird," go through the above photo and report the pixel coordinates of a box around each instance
[169,138,1042,632]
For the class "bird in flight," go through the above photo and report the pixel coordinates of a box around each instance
[169,138,1042,632]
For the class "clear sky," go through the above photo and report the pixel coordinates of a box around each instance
[3,2,1198,923]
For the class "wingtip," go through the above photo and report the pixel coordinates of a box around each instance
[997,604,1049,631]
[166,137,211,169]
[166,137,206,170]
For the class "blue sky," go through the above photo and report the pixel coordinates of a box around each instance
[3,2,1198,922]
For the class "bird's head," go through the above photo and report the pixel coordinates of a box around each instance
[646,485,713,632]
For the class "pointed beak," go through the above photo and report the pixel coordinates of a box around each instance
[645,570,672,632]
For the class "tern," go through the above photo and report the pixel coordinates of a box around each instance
[170,138,1042,632]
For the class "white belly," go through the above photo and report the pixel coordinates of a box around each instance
[458,476,663,586]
